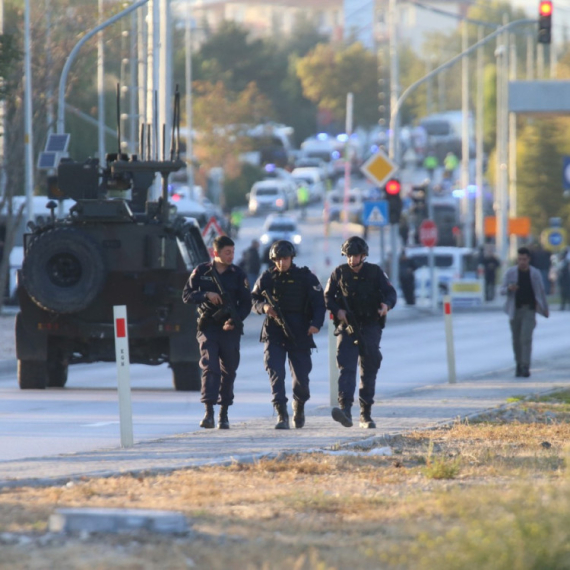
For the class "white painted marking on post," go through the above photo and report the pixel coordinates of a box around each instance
[443,295,457,384]
[328,313,339,407]
[113,305,134,447]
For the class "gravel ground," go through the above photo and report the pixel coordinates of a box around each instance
[0,314,16,360]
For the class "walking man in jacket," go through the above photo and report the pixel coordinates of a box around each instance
[500,246,549,378]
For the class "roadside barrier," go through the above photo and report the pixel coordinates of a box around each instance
[113,305,134,447]
[443,295,457,384]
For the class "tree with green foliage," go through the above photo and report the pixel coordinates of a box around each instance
[516,119,570,235]
[295,42,378,128]
[188,19,323,145]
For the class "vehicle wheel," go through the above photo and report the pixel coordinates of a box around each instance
[47,346,69,388]
[18,360,47,389]
[21,228,106,314]
[171,361,201,391]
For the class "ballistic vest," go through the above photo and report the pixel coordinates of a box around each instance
[338,263,384,324]
[270,265,310,313]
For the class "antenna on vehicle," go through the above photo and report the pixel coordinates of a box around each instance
[147,123,151,161]
[153,91,158,161]
[162,124,166,161]
[116,83,121,155]
[170,85,180,162]
[140,123,145,160]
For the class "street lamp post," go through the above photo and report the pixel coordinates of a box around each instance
[24,0,34,222]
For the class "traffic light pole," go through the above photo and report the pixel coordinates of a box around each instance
[388,18,536,278]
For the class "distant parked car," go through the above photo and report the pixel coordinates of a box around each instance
[323,189,363,224]
[405,246,479,300]
[248,180,291,216]
[259,213,302,262]
[291,167,325,203]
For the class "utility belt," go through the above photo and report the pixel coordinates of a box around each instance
[198,308,230,331]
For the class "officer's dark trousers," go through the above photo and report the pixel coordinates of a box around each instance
[197,327,241,406]
[264,342,311,405]
[336,323,383,407]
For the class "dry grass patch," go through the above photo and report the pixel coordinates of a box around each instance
[2,390,570,568]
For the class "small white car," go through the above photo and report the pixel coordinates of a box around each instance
[248,180,291,216]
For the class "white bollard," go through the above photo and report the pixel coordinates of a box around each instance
[443,295,457,384]
[113,305,134,447]
[328,313,339,407]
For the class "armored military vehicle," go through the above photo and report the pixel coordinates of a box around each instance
[15,102,210,390]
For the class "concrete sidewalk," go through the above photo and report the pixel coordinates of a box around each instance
[1,350,568,488]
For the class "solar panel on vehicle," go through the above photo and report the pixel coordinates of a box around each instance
[37,151,58,169]
[45,133,70,153]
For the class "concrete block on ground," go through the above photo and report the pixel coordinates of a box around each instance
[49,507,188,534]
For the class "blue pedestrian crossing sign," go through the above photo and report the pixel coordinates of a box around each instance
[362,200,388,227]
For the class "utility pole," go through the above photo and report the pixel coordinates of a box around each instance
[185,0,194,193]
[24,0,34,222]
[475,26,484,247]
[158,0,172,159]
[129,11,138,153]
[0,0,5,197]
[98,0,105,161]
[526,33,534,80]
[388,0,400,285]
[495,24,509,266]
[461,22,471,248]
[137,6,147,149]
[508,33,518,261]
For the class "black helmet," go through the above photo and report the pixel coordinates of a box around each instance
[269,240,296,260]
[341,236,369,257]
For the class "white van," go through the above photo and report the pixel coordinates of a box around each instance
[405,246,479,300]
[248,180,290,216]
[291,167,325,203]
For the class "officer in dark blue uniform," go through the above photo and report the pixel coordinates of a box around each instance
[324,236,397,429]
[252,240,325,429]
[183,235,252,430]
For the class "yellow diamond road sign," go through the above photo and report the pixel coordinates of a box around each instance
[360,149,397,187]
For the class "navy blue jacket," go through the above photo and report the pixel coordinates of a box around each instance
[183,262,252,327]
[252,264,325,349]
[325,262,397,326]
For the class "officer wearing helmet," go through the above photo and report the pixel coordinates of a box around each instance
[324,236,397,429]
[252,240,326,429]
[183,235,252,430]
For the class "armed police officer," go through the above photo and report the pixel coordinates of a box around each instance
[183,235,252,430]
[251,240,325,429]
[325,236,397,429]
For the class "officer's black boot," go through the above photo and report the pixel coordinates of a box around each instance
[199,403,215,429]
[331,403,353,428]
[218,405,230,430]
[292,400,305,429]
[359,404,376,429]
[274,403,290,430]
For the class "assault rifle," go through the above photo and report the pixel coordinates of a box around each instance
[209,266,244,334]
[338,294,368,357]
[261,290,297,346]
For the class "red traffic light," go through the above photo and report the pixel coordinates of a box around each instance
[539,0,552,16]
[385,179,401,195]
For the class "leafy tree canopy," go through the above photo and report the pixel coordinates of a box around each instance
[296,42,378,128]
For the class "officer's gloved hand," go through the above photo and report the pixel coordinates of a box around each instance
[337,309,348,325]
